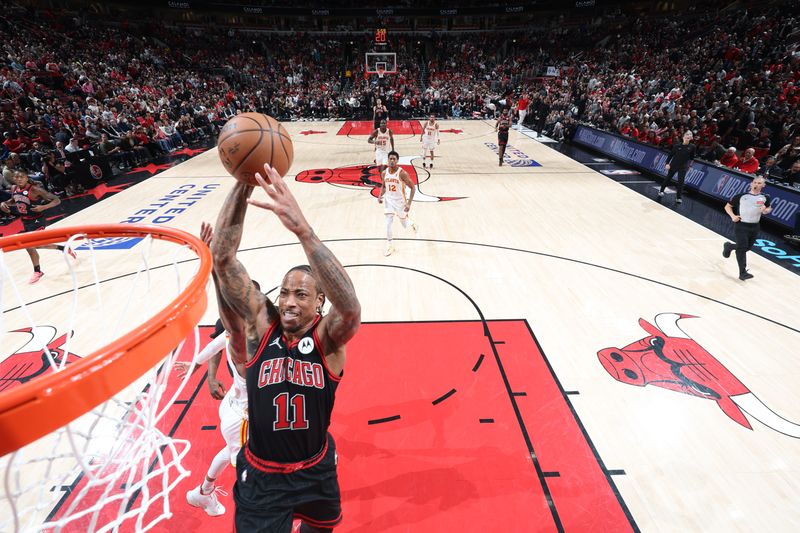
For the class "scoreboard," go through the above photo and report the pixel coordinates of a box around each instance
[374,28,388,46]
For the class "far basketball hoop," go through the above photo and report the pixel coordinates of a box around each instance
[365,52,397,77]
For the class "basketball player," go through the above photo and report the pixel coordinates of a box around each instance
[177,318,240,516]
[419,114,440,169]
[379,151,417,257]
[212,163,361,533]
[0,170,75,283]
[495,109,512,166]
[372,98,388,130]
[722,176,772,280]
[367,119,394,174]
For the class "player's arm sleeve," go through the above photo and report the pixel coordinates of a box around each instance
[193,334,227,365]
[665,147,675,165]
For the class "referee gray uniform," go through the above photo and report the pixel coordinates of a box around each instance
[723,190,771,280]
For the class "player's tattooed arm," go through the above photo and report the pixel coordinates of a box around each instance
[202,221,251,360]
[30,186,60,212]
[210,183,271,328]
[304,234,361,350]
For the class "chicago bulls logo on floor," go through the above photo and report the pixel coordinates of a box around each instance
[295,155,464,202]
[598,313,800,437]
[0,326,80,392]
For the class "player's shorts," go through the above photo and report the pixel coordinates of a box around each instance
[422,140,436,151]
[21,216,46,233]
[219,390,248,466]
[375,150,389,166]
[234,433,342,532]
[383,195,408,217]
[498,132,509,145]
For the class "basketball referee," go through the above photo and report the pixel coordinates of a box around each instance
[722,176,772,280]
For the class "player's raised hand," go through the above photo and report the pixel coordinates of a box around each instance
[248,163,312,237]
[200,221,214,247]
[173,361,192,379]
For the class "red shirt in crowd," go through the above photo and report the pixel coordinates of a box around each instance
[720,152,739,168]
[734,157,759,174]
[3,137,28,152]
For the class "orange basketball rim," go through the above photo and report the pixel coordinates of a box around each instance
[0,224,212,456]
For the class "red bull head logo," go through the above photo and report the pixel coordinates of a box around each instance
[598,313,800,437]
[295,155,464,202]
[0,326,80,392]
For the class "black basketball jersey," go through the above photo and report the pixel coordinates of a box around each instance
[11,183,40,220]
[245,316,341,464]
[497,117,511,133]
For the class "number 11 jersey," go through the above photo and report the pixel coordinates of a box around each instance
[245,316,341,464]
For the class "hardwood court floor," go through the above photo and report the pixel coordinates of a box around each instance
[2,120,799,532]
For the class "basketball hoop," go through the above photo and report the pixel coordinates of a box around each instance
[0,224,211,532]
[365,53,396,78]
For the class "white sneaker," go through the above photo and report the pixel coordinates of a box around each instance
[384,243,395,256]
[187,485,226,516]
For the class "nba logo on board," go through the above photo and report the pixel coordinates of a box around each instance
[714,174,731,194]
[76,237,143,250]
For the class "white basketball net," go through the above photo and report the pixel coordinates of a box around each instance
[0,232,204,532]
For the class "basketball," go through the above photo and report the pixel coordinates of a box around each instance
[217,113,294,185]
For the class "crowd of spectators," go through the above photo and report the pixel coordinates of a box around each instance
[559,3,800,186]
[1,0,799,216]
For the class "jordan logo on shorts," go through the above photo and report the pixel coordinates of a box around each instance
[241,469,247,482]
